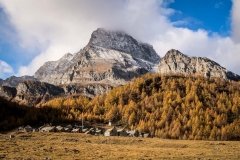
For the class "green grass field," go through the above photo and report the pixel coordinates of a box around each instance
[0,132,240,160]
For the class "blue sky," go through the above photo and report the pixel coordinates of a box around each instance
[0,0,239,79]
[0,7,38,78]
[169,0,232,36]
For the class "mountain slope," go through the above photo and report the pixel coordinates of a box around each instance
[34,28,160,86]
[2,29,240,106]
[158,49,240,81]
[42,74,240,140]
[13,81,65,106]
[0,97,69,131]
[1,76,38,87]
[0,85,16,101]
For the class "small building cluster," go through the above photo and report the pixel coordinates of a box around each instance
[16,124,151,138]
[104,127,150,138]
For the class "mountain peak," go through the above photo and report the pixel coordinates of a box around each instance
[61,53,73,60]
[89,28,131,46]
[164,49,188,59]
[34,28,160,86]
[158,49,240,81]
[88,28,135,48]
[88,28,160,63]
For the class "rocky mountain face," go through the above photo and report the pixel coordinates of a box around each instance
[1,76,37,87]
[0,86,17,101]
[34,28,160,86]
[158,49,240,81]
[0,76,54,105]
[1,29,159,105]
[13,81,65,106]
[62,83,113,98]
[2,29,240,106]
[0,80,111,106]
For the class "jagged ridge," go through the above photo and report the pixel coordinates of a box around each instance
[34,28,160,86]
[158,49,240,81]
[1,76,38,87]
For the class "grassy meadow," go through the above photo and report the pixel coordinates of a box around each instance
[0,132,240,160]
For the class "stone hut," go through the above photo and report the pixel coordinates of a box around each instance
[117,128,128,137]
[40,126,56,132]
[104,127,118,136]
[24,125,33,132]
[127,130,139,137]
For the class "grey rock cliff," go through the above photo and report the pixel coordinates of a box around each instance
[89,28,160,63]
[158,49,240,81]
[62,83,113,98]
[14,81,64,106]
[0,80,112,105]
[1,76,38,87]
[34,28,160,86]
[0,86,17,101]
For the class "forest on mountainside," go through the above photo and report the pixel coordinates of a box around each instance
[1,74,240,140]
[42,74,240,140]
[0,97,72,131]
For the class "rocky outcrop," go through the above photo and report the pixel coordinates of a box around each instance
[34,28,160,86]
[0,86,17,101]
[0,80,112,105]
[158,49,240,81]
[89,28,160,64]
[1,76,38,87]
[62,83,113,98]
[14,81,64,106]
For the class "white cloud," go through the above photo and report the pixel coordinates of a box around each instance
[232,0,240,43]
[0,59,13,78]
[152,28,240,72]
[0,0,240,76]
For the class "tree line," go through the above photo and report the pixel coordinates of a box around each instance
[1,74,240,140]
[41,74,240,140]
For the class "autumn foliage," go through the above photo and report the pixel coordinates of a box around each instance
[1,74,240,140]
[40,74,240,140]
